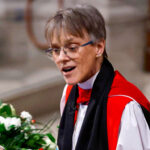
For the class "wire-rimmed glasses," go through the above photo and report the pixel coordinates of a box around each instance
[45,40,93,59]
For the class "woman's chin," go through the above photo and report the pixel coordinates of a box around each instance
[64,77,79,85]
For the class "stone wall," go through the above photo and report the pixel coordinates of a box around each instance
[0,0,149,118]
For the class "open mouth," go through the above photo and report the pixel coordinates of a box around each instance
[62,66,76,72]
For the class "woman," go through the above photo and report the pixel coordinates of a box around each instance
[45,4,150,150]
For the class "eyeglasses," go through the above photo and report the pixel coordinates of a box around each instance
[45,40,93,58]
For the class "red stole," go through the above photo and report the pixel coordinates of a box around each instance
[65,71,150,150]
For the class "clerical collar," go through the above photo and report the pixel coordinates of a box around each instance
[78,71,99,89]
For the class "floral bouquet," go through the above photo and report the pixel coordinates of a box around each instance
[0,101,58,150]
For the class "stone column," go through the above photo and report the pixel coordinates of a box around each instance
[0,0,29,65]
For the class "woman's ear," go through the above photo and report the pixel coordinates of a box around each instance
[96,40,105,58]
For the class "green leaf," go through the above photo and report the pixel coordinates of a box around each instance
[0,123,6,132]
[0,103,16,117]
[9,125,15,130]
[0,105,12,117]
[0,102,57,149]
[33,134,41,141]
[46,133,55,143]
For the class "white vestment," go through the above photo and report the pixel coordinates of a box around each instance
[60,73,150,150]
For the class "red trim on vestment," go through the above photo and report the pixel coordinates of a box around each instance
[109,71,150,112]
[65,71,150,150]
[107,71,150,150]
[65,85,73,104]
[107,96,131,150]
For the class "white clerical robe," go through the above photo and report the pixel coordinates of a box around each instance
[60,73,150,150]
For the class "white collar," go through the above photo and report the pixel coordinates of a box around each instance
[78,71,99,89]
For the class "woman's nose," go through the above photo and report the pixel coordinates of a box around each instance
[57,48,70,62]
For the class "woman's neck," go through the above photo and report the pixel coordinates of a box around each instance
[78,71,99,89]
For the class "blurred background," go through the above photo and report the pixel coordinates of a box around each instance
[0,0,150,137]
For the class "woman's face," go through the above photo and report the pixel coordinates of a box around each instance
[49,31,104,85]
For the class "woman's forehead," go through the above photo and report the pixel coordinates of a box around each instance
[50,29,89,45]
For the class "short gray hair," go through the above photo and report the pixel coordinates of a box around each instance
[45,4,107,57]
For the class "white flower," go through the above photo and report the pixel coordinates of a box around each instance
[24,133,29,140]
[43,136,56,150]
[20,111,32,122]
[0,145,4,150]
[0,116,5,124]
[4,117,21,130]
[0,116,21,131]
[49,143,57,150]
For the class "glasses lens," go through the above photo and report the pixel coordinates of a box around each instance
[45,40,92,59]
[63,46,78,57]
[53,48,61,56]
[45,48,53,58]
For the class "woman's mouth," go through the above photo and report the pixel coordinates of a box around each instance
[62,66,76,74]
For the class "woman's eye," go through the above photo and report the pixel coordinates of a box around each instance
[53,48,60,53]
[67,45,78,51]
[69,47,76,50]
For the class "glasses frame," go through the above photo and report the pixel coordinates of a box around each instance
[45,40,94,58]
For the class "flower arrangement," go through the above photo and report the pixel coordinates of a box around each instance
[0,101,58,150]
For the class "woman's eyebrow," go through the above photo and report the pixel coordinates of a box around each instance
[64,38,74,44]
[51,37,80,47]
[51,43,59,47]
[64,38,81,45]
